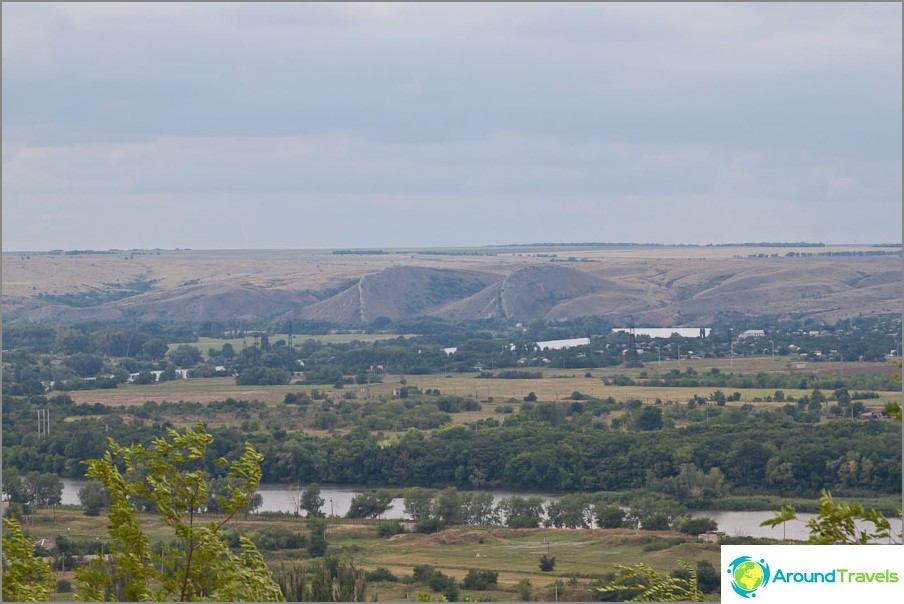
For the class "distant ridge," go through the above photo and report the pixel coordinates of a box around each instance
[2,249,900,325]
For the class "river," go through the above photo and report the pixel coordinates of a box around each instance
[60,479,901,541]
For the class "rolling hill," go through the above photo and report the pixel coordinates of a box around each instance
[2,246,899,326]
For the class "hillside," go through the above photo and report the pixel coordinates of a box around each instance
[2,246,900,326]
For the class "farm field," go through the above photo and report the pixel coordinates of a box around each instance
[169,333,409,353]
[67,359,901,412]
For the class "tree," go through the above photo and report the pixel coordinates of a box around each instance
[432,487,463,526]
[25,472,63,510]
[761,490,901,544]
[141,338,168,360]
[632,406,663,431]
[2,467,30,508]
[594,503,627,529]
[306,517,328,558]
[1,516,56,602]
[461,491,497,526]
[595,560,702,602]
[496,496,545,528]
[301,483,325,518]
[625,493,685,532]
[674,516,718,535]
[403,487,436,521]
[78,479,111,516]
[168,345,203,368]
[346,490,394,519]
[133,370,156,385]
[64,352,105,377]
[544,493,592,528]
[74,422,284,601]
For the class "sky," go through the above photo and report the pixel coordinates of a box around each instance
[2,2,902,251]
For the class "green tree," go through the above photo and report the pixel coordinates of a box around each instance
[301,483,325,518]
[403,487,436,521]
[497,496,545,528]
[168,345,203,368]
[74,422,284,601]
[595,560,702,602]
[78,479,111,516]
[2,467,30,508]
[141,338,168,360]
[64,352,105,377]
[432,487,463,526]
[1,516,56,602]
[762,490,901,544]
[544,493,592,528]
[346,490,394,519]
[593,503,626,529]
[307,517,328,558]
[632,406,663,431]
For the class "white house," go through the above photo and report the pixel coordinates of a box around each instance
[738,329,765,339]
[611,327,711,338]
[535,337,590,351]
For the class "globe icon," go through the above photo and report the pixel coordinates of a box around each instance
[733,560,765,592]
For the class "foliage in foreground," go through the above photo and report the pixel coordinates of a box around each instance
[761,489,902,544]
[74,422,284,602]
[1,516,57,602]
[594,560,702,602]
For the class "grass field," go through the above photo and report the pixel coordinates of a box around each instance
[25,508,722,602]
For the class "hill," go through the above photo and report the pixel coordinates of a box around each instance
[2,246,899,325]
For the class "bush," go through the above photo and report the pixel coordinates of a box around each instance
[377,520,405,537]
[415,518,443,534]
[675,516,718,535]
[539,554,556,571]
[412,565,435,584]
[56,580,72,593]
[236,367,289,385]
[366,567,398,583]
[428,571,459,601]
[253,528,307,552]
[462,569,498,590]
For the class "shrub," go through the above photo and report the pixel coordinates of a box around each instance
[462,569,498,590]
[539,554,556,572]
[366,567,398,583]
[377,520,405,537]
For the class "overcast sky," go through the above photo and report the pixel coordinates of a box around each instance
[2,2,901,251]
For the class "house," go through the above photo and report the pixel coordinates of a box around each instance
[738,329,765,339]
[611,327,711,338]
[535,337,590,351]
[697,531,724,543]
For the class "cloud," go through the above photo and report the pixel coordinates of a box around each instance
[1,3,900,250]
